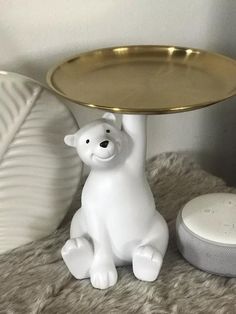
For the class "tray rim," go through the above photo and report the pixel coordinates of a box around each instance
[47,45,236,115]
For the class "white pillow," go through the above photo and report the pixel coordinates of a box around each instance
[0,72,82,254]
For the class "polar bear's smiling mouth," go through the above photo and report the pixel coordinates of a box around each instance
[92,153,115,162]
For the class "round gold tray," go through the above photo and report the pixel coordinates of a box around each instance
[47,45,236,114]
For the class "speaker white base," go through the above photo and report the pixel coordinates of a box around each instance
[176,193,236,277]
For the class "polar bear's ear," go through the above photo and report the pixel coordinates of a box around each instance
[64,134,77,147]
[102,112,116,122]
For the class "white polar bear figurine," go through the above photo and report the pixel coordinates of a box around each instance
[62,113,169,289]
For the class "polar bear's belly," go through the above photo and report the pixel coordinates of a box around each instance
[83,172,156,260]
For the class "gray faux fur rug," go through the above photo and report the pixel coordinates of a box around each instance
[1,153,236,314]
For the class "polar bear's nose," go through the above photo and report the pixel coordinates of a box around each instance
[100,140,109,148]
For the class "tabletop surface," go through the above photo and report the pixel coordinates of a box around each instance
[47,45,236,114]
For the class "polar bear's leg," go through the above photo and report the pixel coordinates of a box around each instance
[89,230,118,289]
[132,212,169,282]
[90,255,118,289]
[61,209,93,279]
[61,237,93,279]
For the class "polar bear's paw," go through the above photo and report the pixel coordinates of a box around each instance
[132,245,163,282]
[61,237,93,279]
[90,263,118,289]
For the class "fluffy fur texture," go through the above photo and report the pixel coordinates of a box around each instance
[1,153,236,314]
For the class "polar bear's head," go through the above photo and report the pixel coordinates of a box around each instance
[64,113,129,169]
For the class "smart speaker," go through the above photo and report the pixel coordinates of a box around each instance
[176,193,236,276]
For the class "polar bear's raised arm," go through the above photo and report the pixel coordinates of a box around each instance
[122,114,147,170]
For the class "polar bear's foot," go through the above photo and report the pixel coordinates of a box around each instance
[132,245,163,282]
[61,237,93,279]
[90,262,118,289]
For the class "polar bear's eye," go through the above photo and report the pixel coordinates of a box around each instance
[86,139,90,144]
[106,129,110,133]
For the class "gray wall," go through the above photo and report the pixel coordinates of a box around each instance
[1,0,236,184]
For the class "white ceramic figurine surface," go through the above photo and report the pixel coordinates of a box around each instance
[62,113,169,289]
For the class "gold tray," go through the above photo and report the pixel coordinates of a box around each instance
[47,45,236,114]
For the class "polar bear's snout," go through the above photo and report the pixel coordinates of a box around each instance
[100,140,109,148]
[95,140,116,160]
